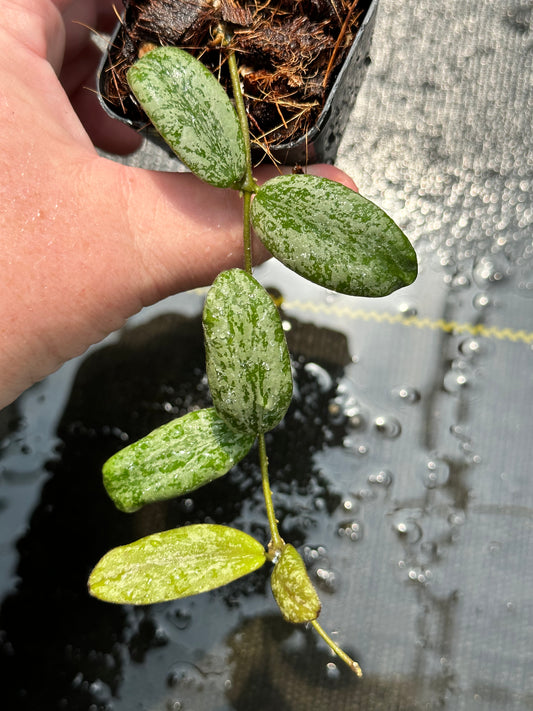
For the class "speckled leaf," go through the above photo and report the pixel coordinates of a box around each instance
[251,174,418,297]
[102,408,255,513]
[127,46,246,188]
[271,544,321,623]
[89,524,266,604]
[203,269,292,434]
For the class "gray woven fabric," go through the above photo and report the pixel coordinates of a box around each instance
[0,1,532,709]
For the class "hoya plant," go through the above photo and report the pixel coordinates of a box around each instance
[89,39,417,677]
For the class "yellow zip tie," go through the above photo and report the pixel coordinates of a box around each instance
[281,300,533,345]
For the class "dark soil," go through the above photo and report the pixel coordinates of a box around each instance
[100,0,371,158]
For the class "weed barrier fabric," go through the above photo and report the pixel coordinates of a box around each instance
[1,0,532,709]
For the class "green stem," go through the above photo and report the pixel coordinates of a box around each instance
[227,49,255,190]
[221,27,359,680]
[226,46,256,274]
[311,619,363,678]
[258,433,284,552]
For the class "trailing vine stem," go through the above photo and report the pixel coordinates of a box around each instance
[227,37,362,675]
[225,33,285,556]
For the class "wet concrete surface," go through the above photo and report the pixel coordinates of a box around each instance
[1,0,532,709]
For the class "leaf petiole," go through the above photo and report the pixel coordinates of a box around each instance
[258,433,284,554]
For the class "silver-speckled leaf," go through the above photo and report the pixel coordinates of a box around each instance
[251,174,418,297]
[127,46,246,188]
[271,544,321,623]
[89,524,266,604]
[102,408,255,513]
[203,269,293,434]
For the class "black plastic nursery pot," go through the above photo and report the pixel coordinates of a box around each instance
[97,0,379,165]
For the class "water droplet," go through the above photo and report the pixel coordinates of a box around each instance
[450,273,471,289]
[343,399,363,420]
[314,567,339,593]
[450,427,479,461]
[422,456,450,488]
[392,386,421,403]
[88,679,110,703]
[326,662,341,680]
[328,402,342,421]
[167,607,192,631]
[443,363,472,392]
[337,520,363,541]
[392,513,423,543]
[167,662,204,690]
[330,390,366,428]
[458,337,482,357]
[343,437,369,455]
[473,292,491,310]
[347,411,366,429]
[182,498,194,513]
[407,566,432,585]
[473,254,510,287]
[354,487,377,502]
[398,302,418,317]
[314,497,326,511]
[341,498,358,512]
[368,469,393,488]
[447,510,466,527]
[304,545,328,564]
[304,362,333,392]
[374,415,402,438]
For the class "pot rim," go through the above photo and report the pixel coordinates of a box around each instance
[96,0,379,162]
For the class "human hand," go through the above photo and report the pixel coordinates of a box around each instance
[0,0,357,409]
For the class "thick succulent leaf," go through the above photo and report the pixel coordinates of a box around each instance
[271,544,321,624]
[89,524,266,604]
[103,408,255,513]
[251,174,418,297]
[127,46,246,188]
[203,269,293,434]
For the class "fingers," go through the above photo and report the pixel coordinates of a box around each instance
[253,163,358,191]
[304,163,358,191]
[70,84,144,154]
[61,38,143,154]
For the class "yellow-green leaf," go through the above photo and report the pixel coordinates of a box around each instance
[103,408,255,513]
[89,524,266,604]
[271,544,321,624]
